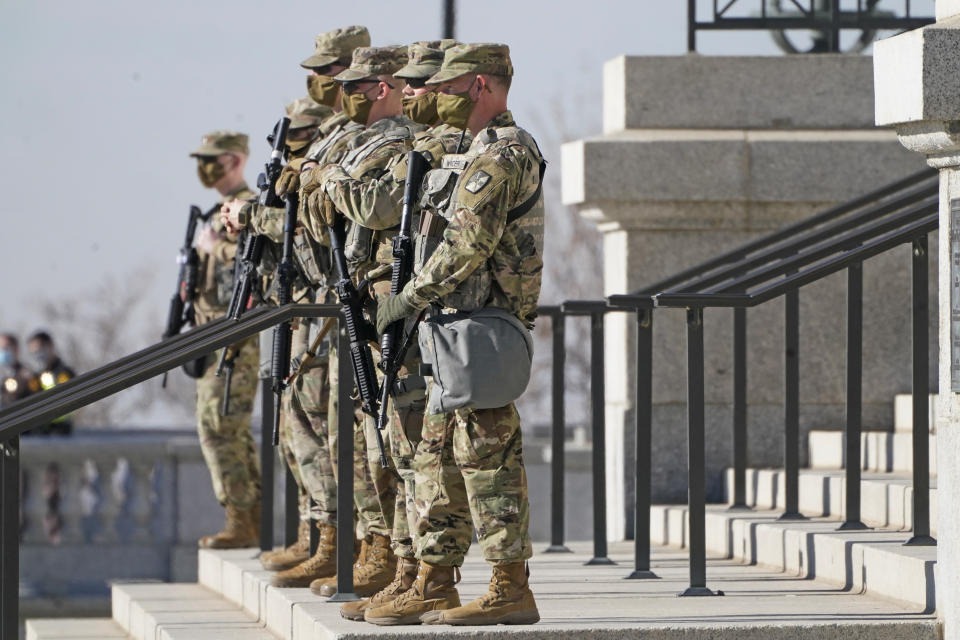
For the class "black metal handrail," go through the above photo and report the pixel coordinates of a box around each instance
[651,174,938,594]
[0,303,360,638]
[537,168,938,596]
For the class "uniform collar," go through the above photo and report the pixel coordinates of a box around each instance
[483,110,515,130]
[319,111,351,136]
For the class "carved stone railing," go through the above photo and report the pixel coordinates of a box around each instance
[15,427,589,604]
[16,430,283,600]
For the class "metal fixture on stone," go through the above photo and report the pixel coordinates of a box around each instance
[687,0,934,53]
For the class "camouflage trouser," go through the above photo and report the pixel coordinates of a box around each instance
[196,335,261,511]
[413,398,532,567]
[324,330,389,540]
[278,320,337,524]
[386,377,426,559]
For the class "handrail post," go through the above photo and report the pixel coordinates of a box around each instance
[284,466,298,547]
[563,300,615,566]
[542,306,571,553]
[839,262,868,530]
[587,308,614,565]
[259,378,274,552]
[1,436,20,639]
[329,316,360,601]
[779,289,805,520]
[730,307,750,511]
[628,305,657,579]
[680,307,715,596]
[906,235,936,546]
[308,498,319,556]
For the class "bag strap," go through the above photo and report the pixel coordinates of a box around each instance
[506,159,547,225]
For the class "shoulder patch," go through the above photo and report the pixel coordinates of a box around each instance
[464,169,491,194]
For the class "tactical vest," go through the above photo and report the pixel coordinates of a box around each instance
[293,121,363,289]
[338,118,421,277]
[414,125,545,312]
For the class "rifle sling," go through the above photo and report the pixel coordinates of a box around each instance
[505,160,546,226]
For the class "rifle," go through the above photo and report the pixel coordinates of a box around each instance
[215,117,291,408]
[161,203,216,387]
[328,215,381,452]
[270,184,298,445]
[373,151,429,467]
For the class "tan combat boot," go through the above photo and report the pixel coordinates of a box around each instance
[421,562,539,626]
[260,519,310,571]
[310,536,369,596]
[270,522,336,587]
[363,560,460,626]
[198,502,259,549]
[314,533,396,597]
[341,557,418,621]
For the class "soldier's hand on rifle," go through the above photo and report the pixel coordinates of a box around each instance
[298,165,325,198]
[275,158,307,197]
[221,199,248,234]
[307,188,338,227]
[376,294,417,335]
[196,226,221,254]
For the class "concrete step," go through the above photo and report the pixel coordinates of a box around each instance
[110,581,277,640]
[25,618,128,639]
[651,504,938,613]
[724,467,938,536]
[894,393,937,433]
[197,543,937,639]
[808,429,937,473]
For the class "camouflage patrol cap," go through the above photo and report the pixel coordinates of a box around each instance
[286,97,333,129]
[334,45,408,82]
[300,25,371,69]
[427,42,513,85]
[189,130,250,157]
[394,39,459,80]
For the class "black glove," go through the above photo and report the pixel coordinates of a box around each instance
[376,294,417,335]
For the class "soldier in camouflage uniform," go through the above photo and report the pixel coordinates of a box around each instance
[367,43,544,626]
[189,131,262,549]
[298,44,428,599]
[256,96,332,574]
[222,26,378,588]
[300,39,472,620]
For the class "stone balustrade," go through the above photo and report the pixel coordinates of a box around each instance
[15,427,591,610]
[18,430,239,602]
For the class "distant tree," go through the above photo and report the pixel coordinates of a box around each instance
[517,96,603,431]
[31,267,195,427]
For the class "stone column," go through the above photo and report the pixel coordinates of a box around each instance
[563,55,928,540]
[875,5,960,637]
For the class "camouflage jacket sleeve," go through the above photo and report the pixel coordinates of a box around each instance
[315,139,412,231]
[247,202,285,242]
[400,141,530,310]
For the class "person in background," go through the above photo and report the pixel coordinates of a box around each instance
[0,333,39,410]
[25,330,76,435]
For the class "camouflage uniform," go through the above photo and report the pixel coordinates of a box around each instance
[245,95,363,528]
[364,44,542,628]
[309,42,470,561]
[395,57,545,568]
[190,131,261,513]
[302,46,428,546]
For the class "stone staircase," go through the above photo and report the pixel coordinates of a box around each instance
[27,541,939,640]
[652,392,939,612]
[25,394,941,639]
